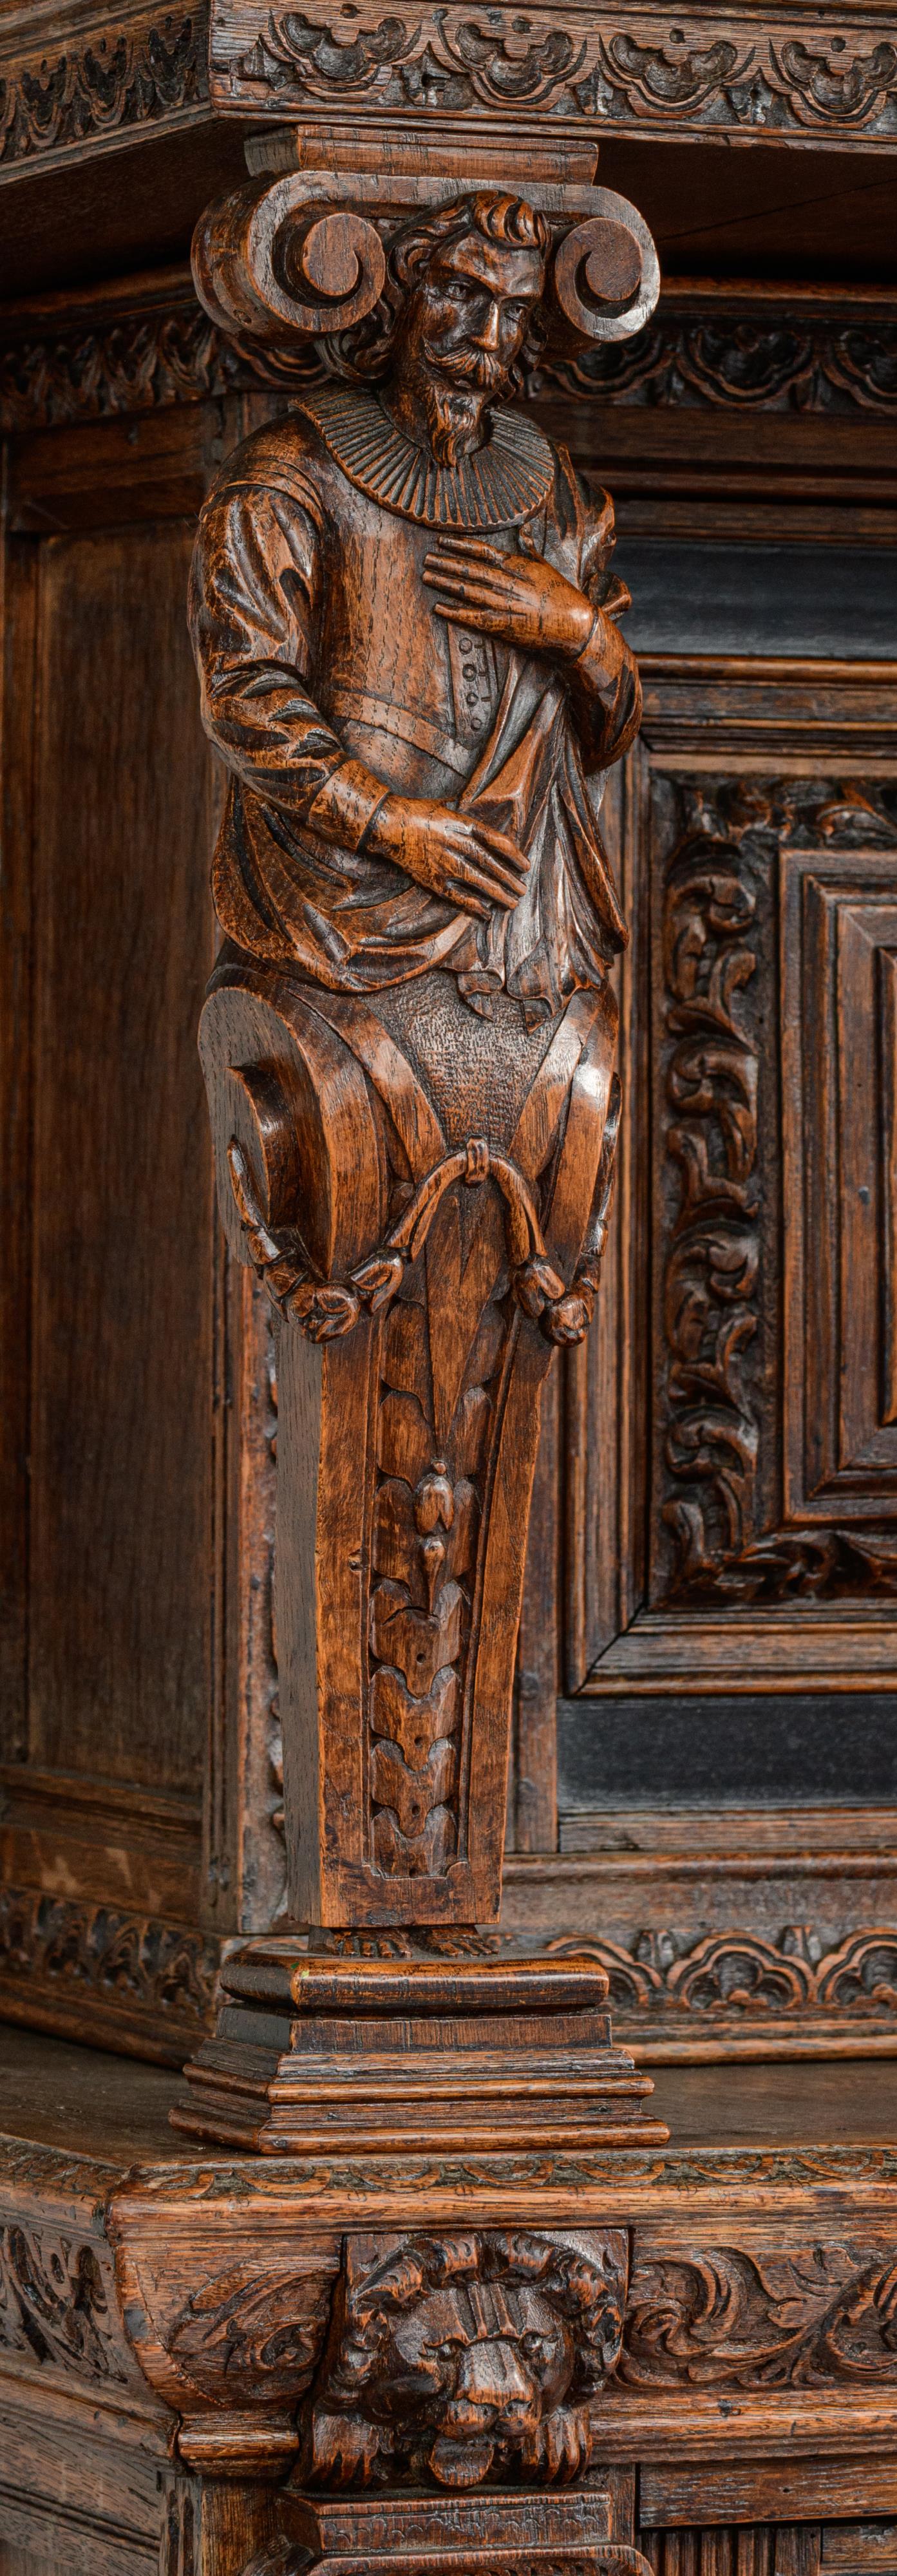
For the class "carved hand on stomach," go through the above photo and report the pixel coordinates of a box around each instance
[365,790,527,921]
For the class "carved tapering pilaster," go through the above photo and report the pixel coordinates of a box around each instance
[175,141,664,2153]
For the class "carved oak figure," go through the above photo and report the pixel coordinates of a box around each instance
[191,187,642,1935]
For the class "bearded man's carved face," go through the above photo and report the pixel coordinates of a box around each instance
[411,231,544,393]
[393,229,545,460]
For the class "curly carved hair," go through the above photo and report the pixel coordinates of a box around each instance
[321,191,551,386]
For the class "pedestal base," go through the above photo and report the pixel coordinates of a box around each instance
[171,1944,668,2152]
[284,2488,651,2576]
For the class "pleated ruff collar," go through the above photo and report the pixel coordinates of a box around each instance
[299,384,554,531]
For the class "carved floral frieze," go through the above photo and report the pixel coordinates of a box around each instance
[0,1886,219,2033]
[0,2219,133,2382]
[107,2205,897,2445]
[545,1926,897,2031]
[531,308,897,413]
[168,2250,340,2405]
[621,2239,897,2387]
[209,3,897,147]
[0,10,205,173]
[3,281,897,442]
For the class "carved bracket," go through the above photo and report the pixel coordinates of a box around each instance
[198,968,620,1924]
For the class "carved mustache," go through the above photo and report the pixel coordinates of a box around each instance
[425,343,508,388]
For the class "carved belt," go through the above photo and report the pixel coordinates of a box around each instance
[327,684,474,779]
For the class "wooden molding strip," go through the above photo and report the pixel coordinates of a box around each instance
[2,271,896,438]
[207,1,897,153]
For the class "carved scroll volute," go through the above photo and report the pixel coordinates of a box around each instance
[549,187,659,350]
[200,972,619,1926]
[192,173,387,342]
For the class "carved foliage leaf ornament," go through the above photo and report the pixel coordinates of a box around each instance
[545,1926,897,2030]
[534,312,897,415]
[214,5,897,141]
[0,2222,130,2384]
[0,1884,218,2025]
[656,776,897,1607]
[169,2252,339,2403]
[0,307,325,437]
[5,292,897,439]
[621,2240,897,2389]
[308,2228,628,2488]
[595,29,750,115]
[0,15,203,168]
[657,780,761,1597]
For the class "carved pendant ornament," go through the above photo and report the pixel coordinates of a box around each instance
[188,173,656,1946]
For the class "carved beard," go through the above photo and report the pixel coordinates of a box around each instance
[417,344,509,464]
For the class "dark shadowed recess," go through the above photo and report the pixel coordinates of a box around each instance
[3,128,897,303]
[558,1694,897,1811]
[616,542,897,659]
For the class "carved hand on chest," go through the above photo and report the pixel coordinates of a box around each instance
[423,533,598,662]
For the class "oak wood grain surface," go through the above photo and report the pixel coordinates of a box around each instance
[5,2027,897,2161]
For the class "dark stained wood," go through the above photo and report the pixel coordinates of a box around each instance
[3,7,897,2567]
[0,539,37,1768]
[29,519,213,1795]
[6,2028,897,2571]
[512,1364,560,1855]
[169,164,677,2150]
[6,2021,897,2157]
[184,176,648,1953]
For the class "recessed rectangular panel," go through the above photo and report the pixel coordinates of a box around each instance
[781,851,897,1517]
[28,522,216,1794]
[565,659,897,1706]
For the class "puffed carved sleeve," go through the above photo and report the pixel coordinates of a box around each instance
[565,471,643,770]
[188,473,387,848]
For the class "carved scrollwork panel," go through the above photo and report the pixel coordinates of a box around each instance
[0,2220,133,2384]
[535,308,897,413]
[621,2239,897,2387]
[543,1927,897,2039]
[0,11,205,172]
[651,776,897,1609]
[167,2252,340,2405]
[208,1,897,144]
[4,283,897,437]
[0,1885,219,2045]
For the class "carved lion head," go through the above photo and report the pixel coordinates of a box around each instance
[307,2227,628,2489]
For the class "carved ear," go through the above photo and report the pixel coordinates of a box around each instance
[549,187,659,346]
[192,173,386,343]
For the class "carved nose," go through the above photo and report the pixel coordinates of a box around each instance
[453,2339,535,2421]
[476,302,502,350]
